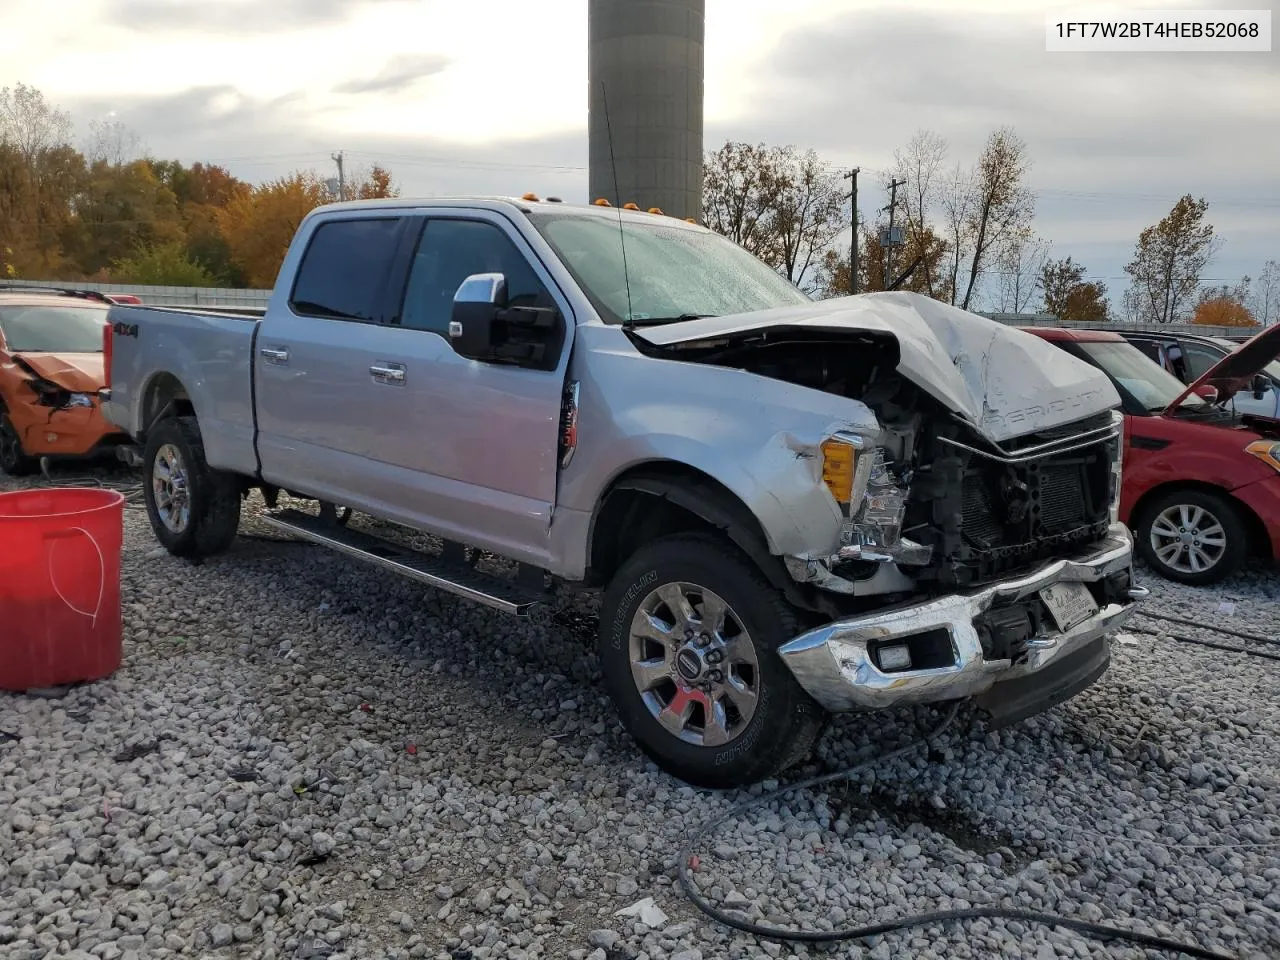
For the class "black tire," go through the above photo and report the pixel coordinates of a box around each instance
[1134,487,1247,586]
[142,415,241,558]
[0,410,37,476]
[598,532,827,789]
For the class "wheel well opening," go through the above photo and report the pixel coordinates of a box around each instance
[1131,480,1272,560]
[142,373,194,434]
[587,463,803,598]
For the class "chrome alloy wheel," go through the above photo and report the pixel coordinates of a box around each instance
[152,442,191,534]
[628,581,760,747]
[1149,503,1228,575]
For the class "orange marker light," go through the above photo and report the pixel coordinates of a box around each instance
[685,218,697,224]
[594,198,611,206]
[648,207,664,215]
[521,192,539,201]
[623,202,640,210]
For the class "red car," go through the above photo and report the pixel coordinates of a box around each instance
[1023,325,1280,585]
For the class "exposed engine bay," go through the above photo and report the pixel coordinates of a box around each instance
[640,329,1119,600]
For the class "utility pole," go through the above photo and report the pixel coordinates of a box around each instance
[331,151,346,201]
[882,177,907,289]
[843,167,860,294]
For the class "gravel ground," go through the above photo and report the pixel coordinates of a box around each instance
[2,465,1279,960]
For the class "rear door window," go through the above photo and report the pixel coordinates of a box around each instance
[290,218,405,322]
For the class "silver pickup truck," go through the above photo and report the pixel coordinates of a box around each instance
[102,196,1146,788]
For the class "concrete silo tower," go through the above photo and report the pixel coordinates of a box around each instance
[588,0,705,222]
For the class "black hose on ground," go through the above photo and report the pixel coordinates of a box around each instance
[678,702,1238,959]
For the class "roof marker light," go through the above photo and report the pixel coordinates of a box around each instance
[594,198,611,206]
[648,207,664,215]
[521,192,539,201]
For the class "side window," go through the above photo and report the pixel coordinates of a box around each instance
[1182,345,1220,380]
[1131,339,1163,363]
[290,218,404,322]
[398,219,552,335]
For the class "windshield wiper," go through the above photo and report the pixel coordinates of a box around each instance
[625,313,714,328]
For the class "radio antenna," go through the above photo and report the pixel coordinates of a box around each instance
[600,83,635,326]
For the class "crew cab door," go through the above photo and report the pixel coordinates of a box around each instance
[254,212,414,502]
[357,209,574,566]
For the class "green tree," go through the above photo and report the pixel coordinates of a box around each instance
[111,241,215,285]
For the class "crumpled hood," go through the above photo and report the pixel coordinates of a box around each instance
[12,352,105,391]
[632,291,1120,443]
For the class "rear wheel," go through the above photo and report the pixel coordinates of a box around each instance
[598,532,827,789]
[1135,488,1246,585]
[143,416,241,558]
[0,411,36,476]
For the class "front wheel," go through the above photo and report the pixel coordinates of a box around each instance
[0,411,37,476]
[1135,488,1247,585]
[142,416,241,558]
[598,533,827,789]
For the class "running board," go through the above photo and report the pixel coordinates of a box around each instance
[259,509,545,617]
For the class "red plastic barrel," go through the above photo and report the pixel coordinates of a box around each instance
[0,488,125,692]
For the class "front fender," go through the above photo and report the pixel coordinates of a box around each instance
[558,326,882,560]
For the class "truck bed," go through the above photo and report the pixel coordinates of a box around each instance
[103,304,263,477]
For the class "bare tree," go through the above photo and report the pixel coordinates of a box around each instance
[83,118,145,166]
[1250,259,1280,326]
[892,129,948,297]
[1124,195,1219,323]
[959,127,1034,311]
[701,141,783,264]
[771,147,847,285]
[0,83,73,168]
[939,162,973,306]
[995,233,1049,313]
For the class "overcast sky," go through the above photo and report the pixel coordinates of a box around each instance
[2,0,1275,304]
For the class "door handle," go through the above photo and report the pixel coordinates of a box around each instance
[369,362,406,385]
[260,346,289,364]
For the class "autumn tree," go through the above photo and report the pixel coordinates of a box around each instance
[1193,297,1257,328]
[1124,195,1218,324]
[0,84,79,275]
[216,172,328,288]
[347,163,399,200]
[66,159,185,276]
[1039,256,1109,322]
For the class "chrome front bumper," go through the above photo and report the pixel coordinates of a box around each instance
[777,524,1148,713]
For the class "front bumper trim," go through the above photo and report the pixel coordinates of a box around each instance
[777,524,1145,712]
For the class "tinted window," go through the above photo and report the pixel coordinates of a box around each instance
[398,219,552,335]
[1183,345,1221,379]
[290,218,403,322]
[0,305,107,353]
[1131,339,1163,362]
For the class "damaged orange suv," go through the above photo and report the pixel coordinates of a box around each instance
[0,286,133,475]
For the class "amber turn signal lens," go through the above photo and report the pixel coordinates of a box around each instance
[820,439,857,504]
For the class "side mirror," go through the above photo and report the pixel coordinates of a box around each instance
[1251,374,1270,400]
[1193,384,1219,403]
[447,272,561,369]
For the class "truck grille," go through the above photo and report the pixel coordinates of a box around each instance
[957,442,1112,576]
